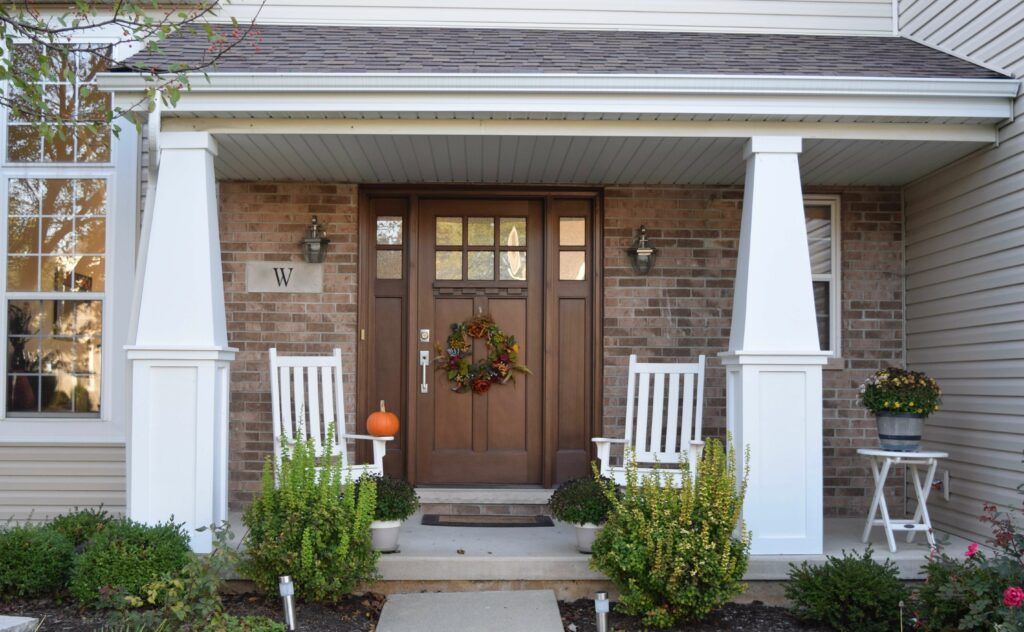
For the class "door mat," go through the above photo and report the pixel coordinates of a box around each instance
[421,514,554,527]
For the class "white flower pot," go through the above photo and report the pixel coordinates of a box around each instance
[371,519,402,552]
[575,523,602,553]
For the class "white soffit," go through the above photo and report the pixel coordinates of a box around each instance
[210,133,988,186]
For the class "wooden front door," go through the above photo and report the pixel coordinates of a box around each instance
[416,198,543,484]
[359,189,601,487]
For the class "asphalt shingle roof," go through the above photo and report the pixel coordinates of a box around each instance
[121,26,1006,79]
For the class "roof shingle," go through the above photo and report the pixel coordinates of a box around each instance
[122,26,1007,79]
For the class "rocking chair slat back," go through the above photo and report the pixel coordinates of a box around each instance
[625,354,706,464]
[269,348,347,467]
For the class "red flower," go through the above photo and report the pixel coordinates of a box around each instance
[966,543,979,557]
[471,378,491,394]
[1004,587,1024,608]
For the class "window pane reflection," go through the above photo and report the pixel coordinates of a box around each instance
[435,251,462,280]
[6,299,102,415]
[468,251,494,280]
[499,251,526,281]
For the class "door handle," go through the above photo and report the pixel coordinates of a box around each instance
[419,351,431,394]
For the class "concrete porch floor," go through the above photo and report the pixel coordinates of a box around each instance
[226,512,970,583]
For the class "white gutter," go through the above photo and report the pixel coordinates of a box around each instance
[97,71,1020,99]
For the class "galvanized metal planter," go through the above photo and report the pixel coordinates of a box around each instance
[876,412,926,451]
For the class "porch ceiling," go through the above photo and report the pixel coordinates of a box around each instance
[211,132,986,186]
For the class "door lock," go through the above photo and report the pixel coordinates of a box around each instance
[419,350,431,394]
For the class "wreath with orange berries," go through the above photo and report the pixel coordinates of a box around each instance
[434,315,530,393]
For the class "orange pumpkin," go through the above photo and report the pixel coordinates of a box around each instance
[367,400,399,437]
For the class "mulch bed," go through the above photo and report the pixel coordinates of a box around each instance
[559,599,831,632]
[0,593,384,631]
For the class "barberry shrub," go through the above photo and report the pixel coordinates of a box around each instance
[240,425,379,602]
[786,548,909,632]
[589,439,750,628]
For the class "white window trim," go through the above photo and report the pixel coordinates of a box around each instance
[0,84,137,443]
[804,193,842,357]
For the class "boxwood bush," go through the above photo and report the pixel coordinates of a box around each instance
[48,507,112,547]
[0,524,75,597]
[548,476,615,525]
[786,547,909,632]
[68,518,191,607]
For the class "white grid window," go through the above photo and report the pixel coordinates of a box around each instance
[805,195,841,356]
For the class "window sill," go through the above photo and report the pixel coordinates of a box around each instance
[0,417,125,444]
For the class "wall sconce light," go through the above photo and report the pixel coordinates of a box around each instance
[301,215,330,263]
[626,225,657,275]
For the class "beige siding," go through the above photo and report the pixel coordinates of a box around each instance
[217,0,895,36]
[900,0,1024,541]
[0,444,126,523]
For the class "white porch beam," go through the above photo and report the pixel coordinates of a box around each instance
[161,117,998,143]
[721,136,829,555]
[126,131,235,553]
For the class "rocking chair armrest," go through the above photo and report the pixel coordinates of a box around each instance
[591,438,627,445]
[343,434,395,442]
[689,439,705,447]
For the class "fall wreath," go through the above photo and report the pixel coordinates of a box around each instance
[434,315,530,393]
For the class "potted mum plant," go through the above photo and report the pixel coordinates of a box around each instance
[547,476,615,553]
[361,474,419,552]
[859,367,941,452]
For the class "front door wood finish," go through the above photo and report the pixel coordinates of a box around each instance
[358,188,601,487]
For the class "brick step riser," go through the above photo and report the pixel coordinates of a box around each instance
[419,502,552,517]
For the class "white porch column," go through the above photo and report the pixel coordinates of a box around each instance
[720,136,829,555]
[126,132,235,553]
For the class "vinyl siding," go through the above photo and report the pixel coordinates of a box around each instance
[216,0,896,36]
[900,0,1024,541]
[0,444,126,523]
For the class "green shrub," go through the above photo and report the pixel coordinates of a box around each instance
[240,426,379,602]
[0,524,75,597]
[590,440,750,628]
[362,474,419,522]
[786,547,909,632]
[548,475,615,525]
[48,507,112,547]
[69,518,191,606]
[108,523,284,632]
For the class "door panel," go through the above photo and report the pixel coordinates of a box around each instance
[416,198,542,484]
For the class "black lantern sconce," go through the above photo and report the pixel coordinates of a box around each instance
[301,216,330,263]
[626,225,657,275]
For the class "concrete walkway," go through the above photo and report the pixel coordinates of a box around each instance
[376,589,563,632]
[0,616,38,632]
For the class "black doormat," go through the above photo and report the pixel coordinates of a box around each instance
[421,514,554,527]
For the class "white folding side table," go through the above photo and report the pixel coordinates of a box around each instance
[857,448,948,553]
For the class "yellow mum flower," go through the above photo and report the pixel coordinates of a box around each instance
[894,402,901,408]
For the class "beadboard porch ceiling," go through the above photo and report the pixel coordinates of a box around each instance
[210,132,986,186]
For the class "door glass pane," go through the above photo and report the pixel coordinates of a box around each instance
[500,218,526,247]
[499,251,527,281]
[559,251,586,280]
[376,217,403,245]
[468,251,494,280]
[376,250,402,279]
[436,217,463,246]
[560,218,586,246]
[467,217,494,246]
[435,251,462,280]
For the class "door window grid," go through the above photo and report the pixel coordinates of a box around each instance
[558,217,587,281]
[435,216,527,282]
[375,216,403,280]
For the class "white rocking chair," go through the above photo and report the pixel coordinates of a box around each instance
[593,354,706,486]
[269,348,391,483]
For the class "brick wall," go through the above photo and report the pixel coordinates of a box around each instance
[220,182,359,508]
[602,185,905,516]
[220,182,905,516]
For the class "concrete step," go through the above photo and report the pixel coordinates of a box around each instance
[377,590,564,632]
